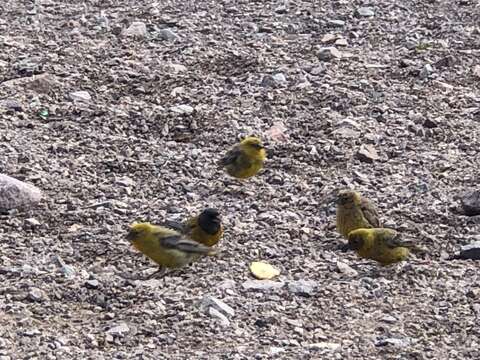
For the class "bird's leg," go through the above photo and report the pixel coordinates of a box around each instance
[147,266,168,279]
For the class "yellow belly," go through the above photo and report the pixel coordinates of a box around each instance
[132,241,197,269]
[226,160,264,179]
[358,246,409,266]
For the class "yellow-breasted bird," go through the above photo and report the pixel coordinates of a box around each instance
[163,208,223,247]
[126,222,216,277]
[347,228,415,265]
[336,190,381,239]
[218,136,266,179]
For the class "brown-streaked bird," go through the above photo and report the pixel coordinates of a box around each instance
[163,208,223,247]
[347,228,414,265]
[126,222,216,278]
[218,136,266,179]
[336,190,381,239]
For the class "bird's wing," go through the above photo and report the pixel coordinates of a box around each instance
[161,220,188,234]
[218,145,242,167]
[382,230,412,248]
[360,198,381,227]
[159,235,212,255]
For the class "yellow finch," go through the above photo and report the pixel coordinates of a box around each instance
[126,222,216,277]
[347,228,412,265]
[336,190,381,238]
[218,136,266,179]
[164,208,223,247]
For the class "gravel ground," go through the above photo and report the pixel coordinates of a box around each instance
[1,0,479,359]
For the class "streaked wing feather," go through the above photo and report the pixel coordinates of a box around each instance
[382,230,412,249]
[161,220,187,234]
[360,198,381,227]
[160,235,211,254]
[219,146,242,167]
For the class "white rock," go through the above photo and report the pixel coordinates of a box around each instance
[69,91,91,102]
[106,323,130,337]
[122,22,147,37]
[170,104,194,115]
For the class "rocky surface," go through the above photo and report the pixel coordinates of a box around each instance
[0,0,479,358]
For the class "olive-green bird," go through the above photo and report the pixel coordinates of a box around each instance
[218,136,266,179]
[347,228,416,265]
[163,208,223,247]
[126,222,216,277]
[336,190,381,239]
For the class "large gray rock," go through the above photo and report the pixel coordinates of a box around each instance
[0,174,42,211]
[461,190,480,216]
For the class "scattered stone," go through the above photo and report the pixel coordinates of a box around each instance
[249,261,281,280]
[85,279,100,289]
[158,28,180,41]
[328,19,345,27]
[356,145,379,163]
[242,280,285,291]
[461,191,480,216]
[356,7,375,17]
[121,21,147,37]
[115,176,135,187]
[450,241,480,261]
[170,104,194,115]
[274,5,287,14]
[217,279,236,290]
[336,261,358,277]
[27,73,59,94]
[272,73,287,83]
[261,73,286,87]
[316,47,342,61]
[269,346,285,355]
[332,127,359,138]
[28,288,45,302]
[473,65,480,78]
[24,218,41,227]
[106,323,130,337]
[61,264,76,278]
[375,337,410,348]
[200,295,235,318]
[166,63,187,73]
[306,342,341,351]
[287,280,317,297]
[321,34,337,44]
[423,117,439,129]
[419,64,433,79]
[208,307,230,327]
[0,99,23,112]
[0,174,43,211]
[69,91,91,102]
[335,38,348,47]
[381,315,398,323]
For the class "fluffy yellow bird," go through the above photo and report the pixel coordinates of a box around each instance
[163,208,223,247]
[336,190,381,238]
[347,228,413,265]
[126,222,216,277]
[218,136,266,179]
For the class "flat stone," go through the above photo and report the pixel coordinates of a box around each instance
[122,22,147,37]
[356,7,375,17]
[316,47,342,61]
[356,144,379,163]
[106,323,130,337]
[241,280,285,291]
[287,280,317,297]
[0,174,43,211]
[200,295,235,317]
[69,90,91,102]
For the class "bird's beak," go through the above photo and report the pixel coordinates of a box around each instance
[126,231,135,242]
